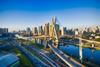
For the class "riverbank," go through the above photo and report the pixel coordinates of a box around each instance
[74,43,100,50]
[59,45,100,66]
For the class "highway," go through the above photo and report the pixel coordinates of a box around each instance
[27,45,60,67]
[10,40,49,67]
[54,60,67,67]
[78,37,100,44]
[61,35,100,44]
[48,40,85,67]
[40,49,61,67]
[15,35,87,67]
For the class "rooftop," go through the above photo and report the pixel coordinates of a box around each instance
[0,54,19,67]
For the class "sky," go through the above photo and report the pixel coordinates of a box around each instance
[0,0,100,31]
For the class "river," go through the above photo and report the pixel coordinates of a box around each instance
[59,44,100,66]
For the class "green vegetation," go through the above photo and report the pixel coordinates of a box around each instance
[29,40,44,49]
[35,43,44,49]
[17,38,44,49]
[0,40,6,44]
[11,61,20,67]
[27,47,47,64]
[61,37,78,40]
[96,33,100,36]
[14,48,33,67]
[29,40,35,44]
[17,38,28,41]
[17,39,28,44]
[27,40,51,52]
[26,40,47,61]
[95,38,100,42]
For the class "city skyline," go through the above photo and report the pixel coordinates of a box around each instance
[0,0,100,31]
[0,1,100,66]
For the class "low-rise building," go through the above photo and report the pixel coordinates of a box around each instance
[0,54,20,67]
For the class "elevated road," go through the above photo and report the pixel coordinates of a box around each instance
[48,40,85,67]
[10,40,49,67]
[28,46,60,67]
[78,37,100,44]
[60,35,100,44]
[40,50,60,67]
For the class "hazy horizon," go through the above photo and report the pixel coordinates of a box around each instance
[0,0,100,31]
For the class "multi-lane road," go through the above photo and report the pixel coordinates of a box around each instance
[10,40,49,67]
[48,40,85,67]
[2,38,86,67]
[78,37,100,44]
[27,45,60,67]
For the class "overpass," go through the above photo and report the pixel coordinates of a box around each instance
[10,40,49,67]
[48,40,84,67]
[60,35,100,44]
[16,17,86,67]
[28,46,60,67]
[78,37,100,44]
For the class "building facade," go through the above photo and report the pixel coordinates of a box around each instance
[0,28,8,34]
[33,27,38,35]
[38,26,44,35]
[44,23,49,36]
[61,27,66,36]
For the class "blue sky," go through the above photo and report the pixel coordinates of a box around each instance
[0,0,100,31]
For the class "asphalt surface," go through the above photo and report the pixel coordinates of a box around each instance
[48,40,84,67]
[10,40,49,67]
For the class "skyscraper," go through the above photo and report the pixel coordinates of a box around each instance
[38,26,44,35]
[61,27,66,36]
[0,28,8,34]
[44,23,49,36]
[33,27,38,35]
[55,24,60,36]
[26,27,31,36]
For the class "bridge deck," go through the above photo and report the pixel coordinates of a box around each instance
[48,41,85,67]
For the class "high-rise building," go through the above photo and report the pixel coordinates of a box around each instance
[26,27,31,36]
[38,26,44,35]
[87,27,92,32]
[55,24,60,35]
[66,29,75,35]
[0,28,8,34]
[33,27,38,35]
[44,23,49,36]
[3,28,8,33]
[95,26,100,33]
[74,29,79,36]
[61,27,66,36]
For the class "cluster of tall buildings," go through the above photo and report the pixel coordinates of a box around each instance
[61,27,79,36]
[61,26,100,36]
[32,17,60,37]
[16,17,60,37]
[15,17,100,38]
[32,23,49,36]
[84,26,100,33]
[0,28,8,34]
[17,27,32,36]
